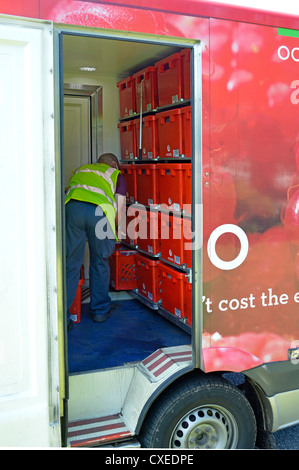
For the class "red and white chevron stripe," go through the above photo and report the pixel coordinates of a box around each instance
[141,346,192,380]
[67,413,132,447]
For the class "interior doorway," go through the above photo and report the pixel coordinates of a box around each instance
[60,31,195,374]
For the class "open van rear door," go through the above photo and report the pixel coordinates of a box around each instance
[0,16,61,446]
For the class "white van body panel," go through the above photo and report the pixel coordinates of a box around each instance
[0,17,60,447]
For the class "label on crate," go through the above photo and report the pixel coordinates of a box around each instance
[174,255,181,265]
[148,292,153,301]
[173,149,180,157]
[175,308,181,317]
[166,145,172,157]
[148,198,153,205]
[148,246,153,253]
[148,152,153,159]
[174,203,180,211]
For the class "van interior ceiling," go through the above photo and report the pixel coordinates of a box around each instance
[62,33,193,374]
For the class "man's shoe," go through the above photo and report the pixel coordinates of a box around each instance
[92,312,110,323]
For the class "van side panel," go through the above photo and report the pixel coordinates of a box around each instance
[201,20,299,371]
[0,18,60,446]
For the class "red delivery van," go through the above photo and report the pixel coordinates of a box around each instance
[1,0,299,451]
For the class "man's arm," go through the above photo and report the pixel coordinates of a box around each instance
[115,193,126,240]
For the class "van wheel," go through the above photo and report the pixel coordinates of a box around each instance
[139,375,256,449]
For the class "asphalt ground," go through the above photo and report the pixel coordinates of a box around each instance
[274,424,299,450]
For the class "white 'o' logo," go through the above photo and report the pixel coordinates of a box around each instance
[207,224,249,270]
[278,45,299,62]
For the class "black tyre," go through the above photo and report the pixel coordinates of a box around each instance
[139,375,256,449]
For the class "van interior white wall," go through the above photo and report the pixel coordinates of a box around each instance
[63,72,121,286]
[64,72,121,157]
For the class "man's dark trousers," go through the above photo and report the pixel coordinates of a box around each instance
[65,200,115,323]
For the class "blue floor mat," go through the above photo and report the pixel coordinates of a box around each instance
[68,299,191,374]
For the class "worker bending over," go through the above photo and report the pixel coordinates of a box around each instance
[65,153,126,331]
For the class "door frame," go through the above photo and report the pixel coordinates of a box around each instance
[64,84,103,163]
[53,25,203,443]
[0,14,60,446]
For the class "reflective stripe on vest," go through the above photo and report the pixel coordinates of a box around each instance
[73,166,117,195]
[65,183,117,210]
[65,163,121,238]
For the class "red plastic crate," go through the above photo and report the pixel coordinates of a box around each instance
[183,162,192,211]
[70,266,84,323]
[180,48,191,101]
[160,262,191,322]
[155,52,183,107]
[158,162,191,212]
[133,66,158,113]
[137,115,159,160]
[157,108,183,159]
[119,163,137,203]
[135,207,160,256]
[136,253,161,303]
[157,107,191,159]
[118,120,137,161]
[182,105,192,159]
[160,213,192,269]
[109,245,137,290]
[136,163,159,206]
[117,76,135,118]
[125,205,139,246]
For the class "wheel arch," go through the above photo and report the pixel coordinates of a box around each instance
[136,369,257,449]
[135,367,205,435]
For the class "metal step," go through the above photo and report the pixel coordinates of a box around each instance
[67,413,133,448]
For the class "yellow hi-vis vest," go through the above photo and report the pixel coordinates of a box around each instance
[65,163,121,238]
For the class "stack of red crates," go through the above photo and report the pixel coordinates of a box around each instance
[117,49,191,164]
[117,48,192,327]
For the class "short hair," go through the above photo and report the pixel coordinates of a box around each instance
[98,153,119,168]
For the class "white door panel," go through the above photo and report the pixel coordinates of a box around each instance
[64,95,91,187]
[0,18,60,446]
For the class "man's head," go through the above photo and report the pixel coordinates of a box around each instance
[98,153,119,169]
